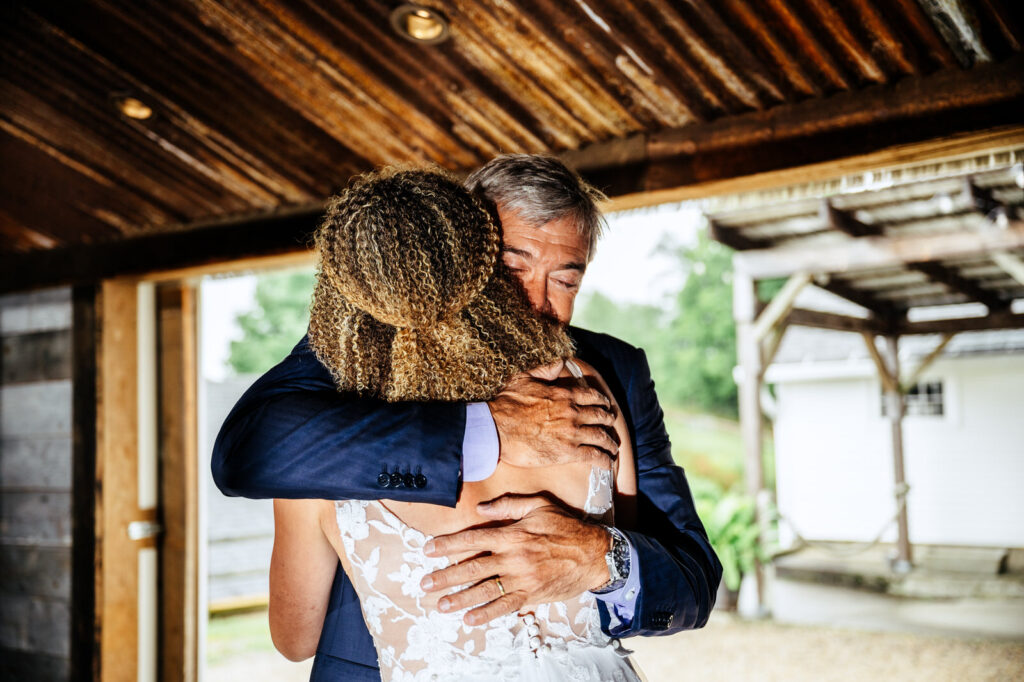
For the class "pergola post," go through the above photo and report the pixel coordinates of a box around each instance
[863,333,913,571]
[883,336,913,571]
[733,270,767,610]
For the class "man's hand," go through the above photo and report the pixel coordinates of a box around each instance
[420,494,611,626]
[488,361,618,468]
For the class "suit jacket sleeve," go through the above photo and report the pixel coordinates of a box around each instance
[605,347,723,637]
[211,335,465,506]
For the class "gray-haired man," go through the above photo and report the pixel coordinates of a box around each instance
[213,154,721,679]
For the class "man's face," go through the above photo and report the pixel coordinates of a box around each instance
[498,207,588,325]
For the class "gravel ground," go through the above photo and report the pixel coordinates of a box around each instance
[628,613,1024,682]
[206,610,1024,681]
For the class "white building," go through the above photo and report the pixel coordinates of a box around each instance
[766,324,1024,552]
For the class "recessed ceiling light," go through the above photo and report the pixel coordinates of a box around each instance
[390,4,450,45]
[116,96,153,120]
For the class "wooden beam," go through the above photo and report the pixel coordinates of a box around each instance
[902,333,956,391]
[733,270,767,609]
[72,284,100,682]
[708,217,767,251]
[963,176,1004,218]
[909,260,1011,311]
[818,201,1011,311]
[156,284,200,682]
[733,221,1024,279]
[815,277,901,320]
[605,124,1024,213]
[861,333,899,393]
[97,279,141,682]
[787,308,886,334]
[585,53,1024,202]
[897,310,1024,334]
[820,199,878,238]
[991,251,1024,288]
[753,272,811,342]
[882,335,912,569]
[0,209,321,294]
[761,321,789,369]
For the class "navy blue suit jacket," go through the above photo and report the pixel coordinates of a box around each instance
[212,327,721,680]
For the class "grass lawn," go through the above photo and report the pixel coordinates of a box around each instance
[207,609,278,667]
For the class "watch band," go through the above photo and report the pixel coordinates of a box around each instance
[592,525,630,594]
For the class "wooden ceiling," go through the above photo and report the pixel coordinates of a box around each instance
[1,0,1023,291]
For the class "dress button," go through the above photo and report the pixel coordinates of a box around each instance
[403,473,416,488]
[526,624,540,637]
[529,636,542,649]
[390,472,404,488]
[377,472,391,488]
[521,613,536,626]
[626,589,636,600]
[414,474,427,488]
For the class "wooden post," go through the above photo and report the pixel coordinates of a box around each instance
[734,269,766,611]
[157,284,200,682]
[96,279,144,681]
[883,336,913,571]
[72,285,100,682]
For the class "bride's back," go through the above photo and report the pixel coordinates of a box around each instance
[378,358,633,545]
[319,359,638,681]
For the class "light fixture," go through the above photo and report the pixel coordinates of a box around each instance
[390,4,450,45]
[115,95,153,120]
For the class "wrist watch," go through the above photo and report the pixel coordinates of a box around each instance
[592,525,630,594]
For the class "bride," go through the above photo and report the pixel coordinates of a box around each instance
[269,167,644,681]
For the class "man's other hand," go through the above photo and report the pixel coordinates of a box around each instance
[488,361,618,468]
[421,494,611,625]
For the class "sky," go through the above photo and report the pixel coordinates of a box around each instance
[198,203,704,381]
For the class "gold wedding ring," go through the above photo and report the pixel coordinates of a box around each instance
[494,577,506,596]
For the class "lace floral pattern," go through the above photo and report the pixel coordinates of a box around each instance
[333,472,641,680]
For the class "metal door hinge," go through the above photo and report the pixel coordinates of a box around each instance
[128,520,163,541]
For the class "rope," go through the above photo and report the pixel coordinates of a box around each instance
[768,482,910,559]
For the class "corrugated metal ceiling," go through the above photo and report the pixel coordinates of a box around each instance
[1,0,1022,257]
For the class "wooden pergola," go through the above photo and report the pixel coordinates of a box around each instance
[1,1,1022,679]
[707,156,1024,610]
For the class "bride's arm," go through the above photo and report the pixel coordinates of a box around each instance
[269,499,337,661]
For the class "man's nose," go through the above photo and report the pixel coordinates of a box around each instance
[522,276,547,313]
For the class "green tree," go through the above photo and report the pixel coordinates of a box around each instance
[660,231,737,416]
[227,269,316,375]
[572,291,665,353]
[573,231,738,417]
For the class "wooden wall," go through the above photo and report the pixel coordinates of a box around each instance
[0,287,73,680]
[203,375,274,606]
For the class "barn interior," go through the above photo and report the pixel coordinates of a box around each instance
[1,1,1022,680]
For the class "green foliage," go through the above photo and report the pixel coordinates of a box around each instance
[572,291,666,352]
[227,269,316,375]
[690,479,769,592]
[574,229,738,417]
[661,232,737,416]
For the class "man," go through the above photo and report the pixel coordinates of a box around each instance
[213,154,721,680]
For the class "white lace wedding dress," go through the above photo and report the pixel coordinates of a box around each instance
[332,379,645,681]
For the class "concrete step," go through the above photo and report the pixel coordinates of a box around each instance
[773,544,1024,599]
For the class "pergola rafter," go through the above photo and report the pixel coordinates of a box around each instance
[711,156,1024,613]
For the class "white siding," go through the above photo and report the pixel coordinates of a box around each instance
[773,354,1024,549]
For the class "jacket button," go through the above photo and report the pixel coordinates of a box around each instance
[414,474,427,488]
[377,473,391,488]
[390,472,404,488]
[403,473,415,488]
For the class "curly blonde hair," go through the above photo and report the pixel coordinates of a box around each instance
[308,167,574,402]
